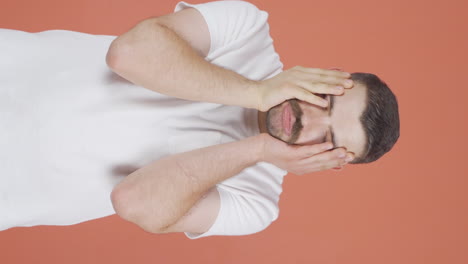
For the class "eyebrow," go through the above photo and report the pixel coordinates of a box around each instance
[329,95,337,147]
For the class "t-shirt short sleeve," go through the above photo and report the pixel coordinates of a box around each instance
[185,162,287,239]
[174,0,269,59]
[184,187,272,239]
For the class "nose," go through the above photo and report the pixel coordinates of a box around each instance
[296,101,330,127]
[301,115,330,128]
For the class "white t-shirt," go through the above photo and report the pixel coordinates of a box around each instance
[0,0,287,239]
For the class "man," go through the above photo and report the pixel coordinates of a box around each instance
[0,0,399,239]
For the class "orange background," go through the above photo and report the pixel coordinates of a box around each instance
[1,0,467,263]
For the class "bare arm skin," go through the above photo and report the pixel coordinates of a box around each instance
[111,134,264,234]
[106,7,260,110]
[107,5,353,235]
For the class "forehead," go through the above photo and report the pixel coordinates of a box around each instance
[331,82,368,157]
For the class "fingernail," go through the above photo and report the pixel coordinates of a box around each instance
[338,151,346,158]
[335,86,344,91]
[323,142,333,150]
[345,80,353,87]
[345,154,354,162]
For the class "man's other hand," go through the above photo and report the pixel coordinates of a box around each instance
[259,133,354,175]
[256,66,353,112]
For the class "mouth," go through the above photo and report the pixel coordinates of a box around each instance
[282,102,293,136]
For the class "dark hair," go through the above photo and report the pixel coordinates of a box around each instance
[349,73,400,164]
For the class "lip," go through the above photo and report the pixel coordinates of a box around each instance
[282,102,292,136]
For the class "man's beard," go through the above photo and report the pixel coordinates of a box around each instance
[265,99,303,145]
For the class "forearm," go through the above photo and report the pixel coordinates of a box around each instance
[107,18,260,109]
[111,133,265,233]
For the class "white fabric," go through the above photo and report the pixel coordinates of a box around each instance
[0,0,287,238]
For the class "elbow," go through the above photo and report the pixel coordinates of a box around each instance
[105,18,162,71]
[105,37,130,71]
[105,43,119,70]
[110,183,133,222]
[105,45,119,70]
[110,184,169,234]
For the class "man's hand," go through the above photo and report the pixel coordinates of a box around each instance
[259,133,354,175]
[256,66,354,112]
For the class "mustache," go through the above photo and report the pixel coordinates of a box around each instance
[286,99,303,145]
[265,99,304,145]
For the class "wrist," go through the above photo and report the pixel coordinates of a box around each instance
[245,79,263,111]
[249,133,267,163]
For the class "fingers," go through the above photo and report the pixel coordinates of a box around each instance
[298,147,355,172]
[299,72,353,88]
[296,142,352,162]
[296,81,344,96]
[314,147,348,164]
[293,66,350,77]
[291,66,354,88]
[292,87,329,108]
[296,142,334,157]
[281,141,356,175]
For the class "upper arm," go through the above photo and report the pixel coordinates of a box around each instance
[171,186,281,239]
[106,6,210,69]
[150,7,210,58]
[107,1,267,67]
